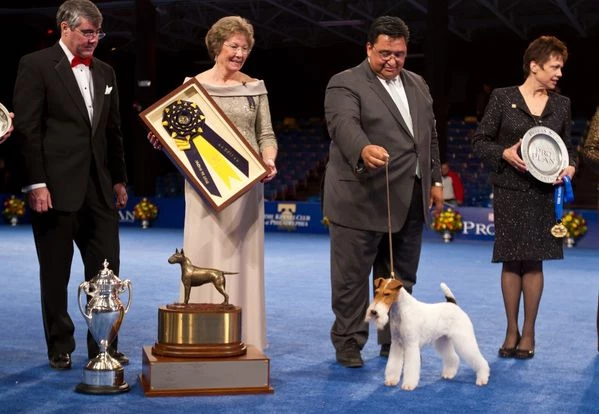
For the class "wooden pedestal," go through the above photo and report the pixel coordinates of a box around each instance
[140,345,273,396]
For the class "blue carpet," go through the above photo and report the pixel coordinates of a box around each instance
[0,226,597,413]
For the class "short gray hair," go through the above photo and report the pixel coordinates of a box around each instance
[56,0,103,30]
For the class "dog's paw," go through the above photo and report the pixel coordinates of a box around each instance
[384,377,399,387]
[476,374,489,386]
[401,382,417,391]
[441,367,458,379]
[475,365,490,386]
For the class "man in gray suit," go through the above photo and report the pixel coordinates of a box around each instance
[324,16,443,368]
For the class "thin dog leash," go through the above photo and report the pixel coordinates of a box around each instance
[385,161,396,280]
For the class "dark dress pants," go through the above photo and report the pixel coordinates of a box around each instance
[329,178,424,350]
[32,175,120,359]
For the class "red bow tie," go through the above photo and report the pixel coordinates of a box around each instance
[71,56,92,67]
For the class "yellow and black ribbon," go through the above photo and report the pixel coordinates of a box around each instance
[162,100,249,197]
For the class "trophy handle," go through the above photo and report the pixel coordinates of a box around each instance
[78,282,93,321]
[121,280,132,314]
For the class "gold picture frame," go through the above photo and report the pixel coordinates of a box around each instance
[139,78,268,212]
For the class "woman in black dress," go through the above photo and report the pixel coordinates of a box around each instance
[472,36,576,359]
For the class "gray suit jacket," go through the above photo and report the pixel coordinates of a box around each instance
[324,59,441,232]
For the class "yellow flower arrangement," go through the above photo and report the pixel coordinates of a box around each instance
[133,198,158,222]
[2,195,26,219]
[433,208,463,234]
[561,210,587,239]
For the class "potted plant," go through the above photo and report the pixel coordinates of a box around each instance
[2,195,26,226]
[432,208,463,243]
[133,198,158,229]
[561,210,588,247]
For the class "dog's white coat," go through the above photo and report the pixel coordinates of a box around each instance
[365,279,490,390]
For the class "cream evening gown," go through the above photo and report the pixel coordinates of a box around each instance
[182,80,277,352]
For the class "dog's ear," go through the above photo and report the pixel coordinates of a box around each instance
[388,279,403,291]
[181,248,185,255]
[175,248,179,253]
[374,278,385,288]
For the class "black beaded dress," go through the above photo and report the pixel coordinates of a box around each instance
[472,86,577,262]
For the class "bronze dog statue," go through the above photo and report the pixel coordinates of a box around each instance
[168,248,238,304]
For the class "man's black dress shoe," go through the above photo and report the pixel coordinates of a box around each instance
[335,340,363,368]
[49,353,71,370]
[380,344,391,357]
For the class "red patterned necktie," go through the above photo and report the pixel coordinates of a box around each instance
[71,55,92,67]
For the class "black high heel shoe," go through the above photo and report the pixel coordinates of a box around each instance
[498,345,516,358]
[514,348,535,359]
[514,337,535,359]
[498,333,520,358]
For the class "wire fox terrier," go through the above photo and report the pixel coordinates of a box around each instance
[365,278,490,391]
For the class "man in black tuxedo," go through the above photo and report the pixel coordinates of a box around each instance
[324,16,443,367]
[13,0,128,370]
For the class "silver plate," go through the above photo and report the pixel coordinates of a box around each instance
[521,126,568,183]
[0,102,12,137]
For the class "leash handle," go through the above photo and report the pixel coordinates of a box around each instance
[385,162,395,279]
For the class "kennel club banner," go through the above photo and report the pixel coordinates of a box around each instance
[4,193,598,248]
[262,202,497,238]
[264,202,327,234]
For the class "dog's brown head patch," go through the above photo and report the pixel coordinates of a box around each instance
[373,277,403,305]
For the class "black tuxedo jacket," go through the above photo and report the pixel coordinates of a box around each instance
[14,43,127,212]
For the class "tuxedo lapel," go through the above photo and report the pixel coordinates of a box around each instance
[91,64,105,136]
[53,46,91,126]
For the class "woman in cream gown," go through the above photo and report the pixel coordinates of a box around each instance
[182,16,277,352]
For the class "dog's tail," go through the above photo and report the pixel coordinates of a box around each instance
[222,272,239,275]
[440,282,457,304]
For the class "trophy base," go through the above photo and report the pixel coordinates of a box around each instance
[75,382,130,395]
[154,303,246,358]
[75,364,130,395]
[140,345,273,396]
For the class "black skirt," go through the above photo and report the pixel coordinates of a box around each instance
[492,186,563,262]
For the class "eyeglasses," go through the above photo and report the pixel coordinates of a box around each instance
[223,43,251,55]
[74,28,106,40]
[371,45,405,61]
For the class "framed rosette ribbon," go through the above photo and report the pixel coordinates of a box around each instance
[139,78,268,211]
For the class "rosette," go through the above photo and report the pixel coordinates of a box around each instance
[162,100,249,197]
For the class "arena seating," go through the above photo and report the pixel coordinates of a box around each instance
[153,117,591,207]
[263,118,329,201]
[446,118,492,207]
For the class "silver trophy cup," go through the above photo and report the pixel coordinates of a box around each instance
[76,260,132,394]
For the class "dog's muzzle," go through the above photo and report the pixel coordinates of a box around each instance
[365,303,390,329]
